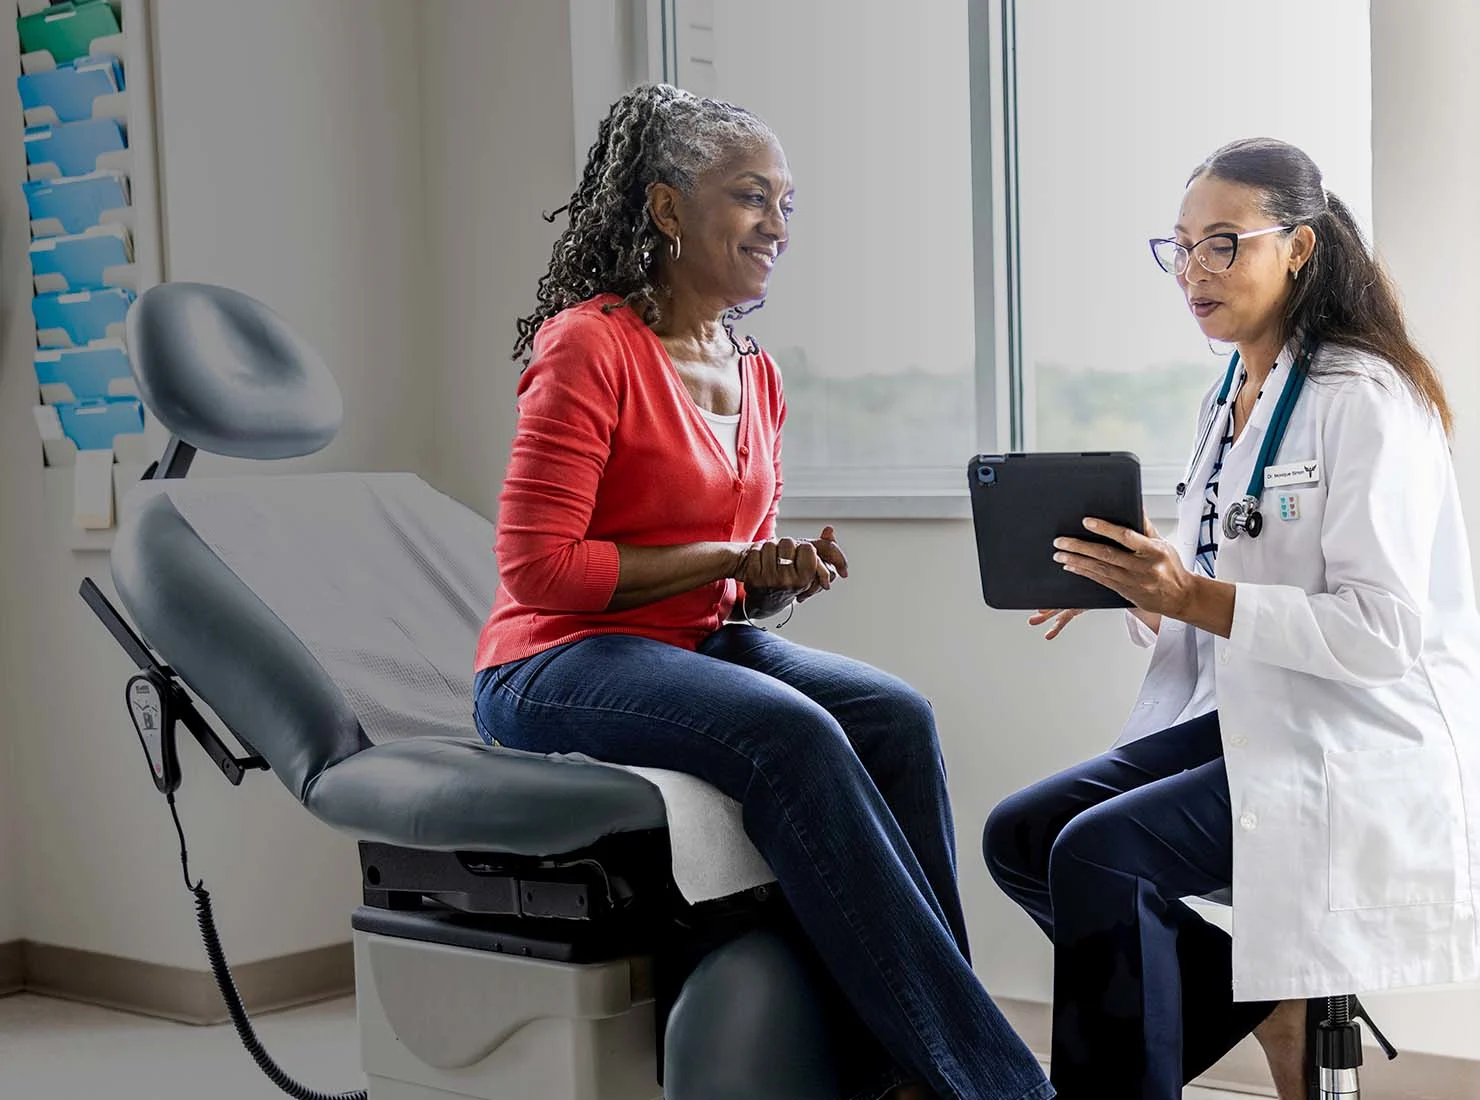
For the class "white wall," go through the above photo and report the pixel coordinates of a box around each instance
[152,0,435,479]
[419,0,576,519]
[1356,0,1480,1059]
[1370,0,1480,536]
[0,742,16,946]
[1,0,434,969]
[0,518,20,944]
[0,1,48,949]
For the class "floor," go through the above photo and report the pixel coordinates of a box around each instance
[0,991,1267,1098]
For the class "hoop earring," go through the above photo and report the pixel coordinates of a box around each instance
[670,234,681,263]
[1208,337,1237,357]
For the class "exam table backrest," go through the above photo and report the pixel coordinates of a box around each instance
[110,474,673,853]
[111,488,371,798]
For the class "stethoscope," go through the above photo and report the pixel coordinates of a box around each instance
[1175,340,1314,540]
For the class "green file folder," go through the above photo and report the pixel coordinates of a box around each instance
[18,1,120,66]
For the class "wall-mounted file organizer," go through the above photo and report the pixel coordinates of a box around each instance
[13,0,166,550]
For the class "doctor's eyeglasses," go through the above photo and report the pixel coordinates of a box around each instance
[1149,225,1293,276]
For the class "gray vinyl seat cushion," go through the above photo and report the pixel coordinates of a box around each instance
[302,736,667,854]
[110,483,667,857]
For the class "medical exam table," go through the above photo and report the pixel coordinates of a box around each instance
[79,281,846,1100]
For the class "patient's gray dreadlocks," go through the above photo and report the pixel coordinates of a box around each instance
[511,83,777,365]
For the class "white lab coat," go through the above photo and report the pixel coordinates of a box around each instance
[1116,339,1480,1002]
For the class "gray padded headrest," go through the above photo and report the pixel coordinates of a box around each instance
[125,282,342,459]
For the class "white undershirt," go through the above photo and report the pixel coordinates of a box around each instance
[698,406,741,471]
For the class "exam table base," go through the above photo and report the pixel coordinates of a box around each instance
[354,919,660,1100]
[350,898,843,1100]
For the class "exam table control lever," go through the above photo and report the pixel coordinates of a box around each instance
[80,577,268,792]
[126,671,178,794]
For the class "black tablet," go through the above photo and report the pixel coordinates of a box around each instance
[967,451,1143,610]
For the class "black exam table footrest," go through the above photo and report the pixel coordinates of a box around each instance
[357,833,682,919]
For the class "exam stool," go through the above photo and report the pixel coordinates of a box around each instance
[82,281,847,1100]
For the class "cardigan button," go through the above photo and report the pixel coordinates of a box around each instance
[733,479,743,491]
[737,445,749,456]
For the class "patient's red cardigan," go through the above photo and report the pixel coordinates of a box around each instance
[474,294,786,671]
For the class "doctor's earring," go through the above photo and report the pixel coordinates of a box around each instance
[670,233,682,263]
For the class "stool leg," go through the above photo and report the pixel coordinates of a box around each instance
[1314,993,1401,1099]
[1316,995,1362,1099]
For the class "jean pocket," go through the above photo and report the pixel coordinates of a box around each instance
[473,661,528,745]
[1325,745,1469,911]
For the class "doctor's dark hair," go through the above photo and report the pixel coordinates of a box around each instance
[1191,137,1453,436]
[510,83,777,365]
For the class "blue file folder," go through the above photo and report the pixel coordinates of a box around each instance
[16,55,124,124]
[33,286,134,347]
[35,341,135,403]
[29,223,131,292]
[24,118,126,178]
[54,395,144,452]
[24,170,129,236]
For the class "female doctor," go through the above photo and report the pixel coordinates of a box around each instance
[983,136,1480,1100]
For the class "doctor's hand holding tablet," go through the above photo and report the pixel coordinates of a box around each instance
[1031,510,1174,640]
[974,136,1480,1100]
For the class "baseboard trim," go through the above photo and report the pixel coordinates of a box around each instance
[997,996,1480,1100]
[17,939,353,1024]
[0,940,23,995]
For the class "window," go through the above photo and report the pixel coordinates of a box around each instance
[649,0,1372,516]
[661,0,984,514]
[1012,0,1372,505]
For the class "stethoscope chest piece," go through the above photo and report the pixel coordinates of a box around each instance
[1223,494,1264,540]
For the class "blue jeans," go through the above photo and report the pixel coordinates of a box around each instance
[982,713,1277,1099]
[474,625,1054,1100]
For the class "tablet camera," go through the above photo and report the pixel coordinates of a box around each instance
[975,464,996,486]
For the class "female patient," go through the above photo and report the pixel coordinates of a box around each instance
[474,82,1052,1100]
[984,137,1480,1099]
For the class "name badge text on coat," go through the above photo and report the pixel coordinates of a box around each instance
[1265,459,1319,489]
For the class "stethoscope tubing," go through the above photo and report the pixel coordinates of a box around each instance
[1176,341,1315,540]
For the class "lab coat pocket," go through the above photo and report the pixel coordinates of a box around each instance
[1325,746,1468,911]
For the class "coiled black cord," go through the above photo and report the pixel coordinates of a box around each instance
[168,793,367,1100]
